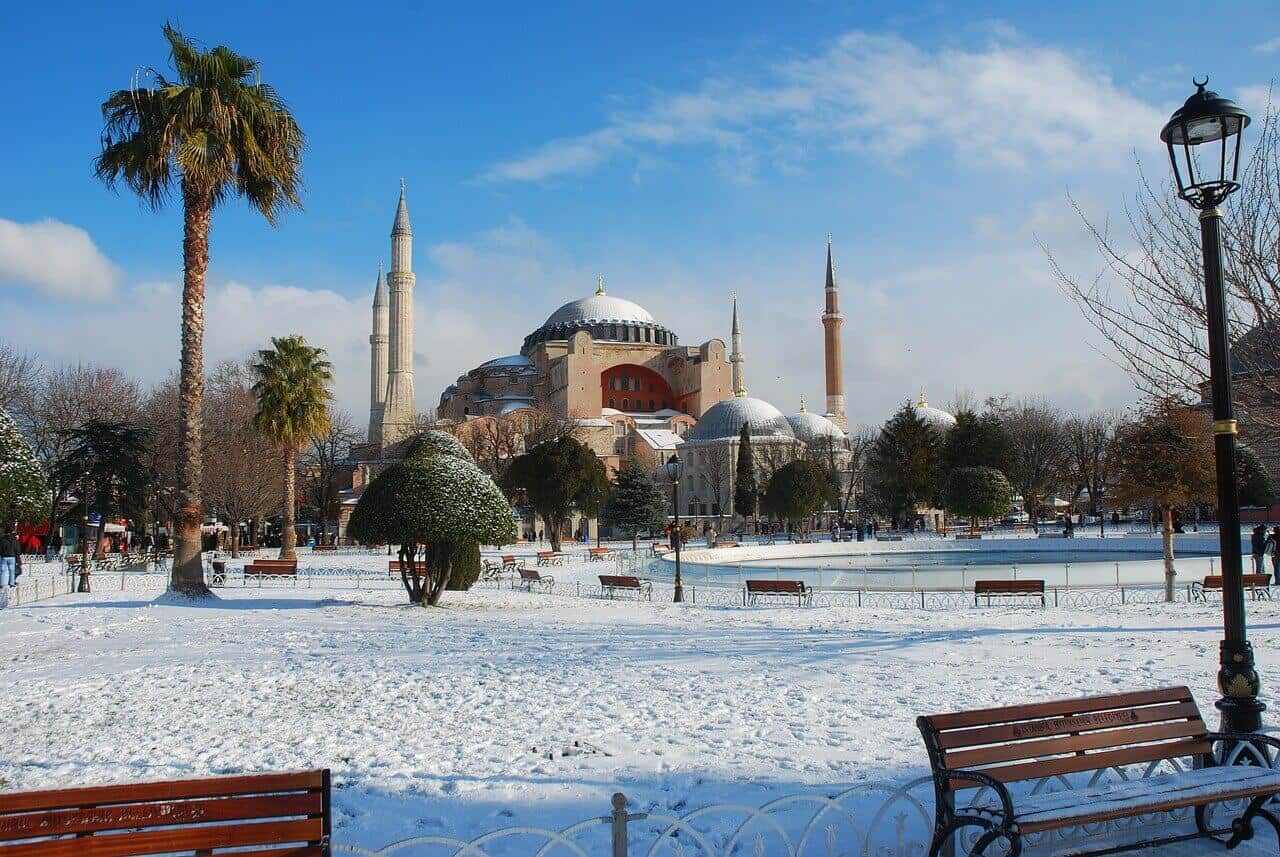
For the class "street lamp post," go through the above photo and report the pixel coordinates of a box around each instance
[669,453,683,603]
[1160,78,1262,732]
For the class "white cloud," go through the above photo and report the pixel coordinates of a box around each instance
[0,217,121,300]
[1254,37,1280,54]
[483,29,1163,183]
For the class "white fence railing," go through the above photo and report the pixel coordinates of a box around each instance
[334,740,1280,856]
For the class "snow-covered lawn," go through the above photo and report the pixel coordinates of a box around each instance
[1,549,1277,853]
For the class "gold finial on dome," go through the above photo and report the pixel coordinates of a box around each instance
[596,274,606,296]
[799,394,807,412]
[918,387,928,407]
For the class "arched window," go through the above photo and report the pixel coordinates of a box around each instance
[608,398,615,408]
[649,399,655,410]
[621,398,630,409]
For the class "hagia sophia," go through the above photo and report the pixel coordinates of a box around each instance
[336,185,958,538]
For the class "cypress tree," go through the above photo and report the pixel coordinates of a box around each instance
[734,423,758,520]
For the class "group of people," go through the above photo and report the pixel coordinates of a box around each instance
[1250,525,1280,580]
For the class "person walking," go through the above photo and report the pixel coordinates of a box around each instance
[1268,525,1280,584]
[0,527,21,589]
[1251,525,1268,575]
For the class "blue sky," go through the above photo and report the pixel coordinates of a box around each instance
[2,0,1277,427]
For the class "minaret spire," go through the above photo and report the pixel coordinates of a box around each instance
[730,291,747,397]
[821,234,847,430]
[381,183,417,446]
[368,263,389,444]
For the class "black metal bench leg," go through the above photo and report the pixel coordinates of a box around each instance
[1224,794,1280,849]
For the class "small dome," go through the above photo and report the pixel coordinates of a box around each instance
[786,410,846,444]
[478,354,534,370]
[686,397,795,443]
[542,294,656,328]
[913,390,956,430]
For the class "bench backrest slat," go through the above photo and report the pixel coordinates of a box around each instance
[1201,574,1271,588]
[0,770,328,856]
[599,575,640,587]
[919,687,1208,790]
[973,579,1044,593]
[745,579,805,593]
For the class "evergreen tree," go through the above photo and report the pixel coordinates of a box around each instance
[864,404,942,527]
[503,436,609,552]
[761,459,838,532]
[733,423,758,520]
[942,410,1013,474]
[0,407,48,525]
[942,467,1013,535]
[601,463,668,550]
[1237,443,1276,507]
[348,430,515,606]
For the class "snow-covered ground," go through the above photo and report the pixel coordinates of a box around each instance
[1,544,1277,854]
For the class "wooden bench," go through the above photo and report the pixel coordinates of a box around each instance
[713,540,740,549]
[598,574,652,600]
[875,535,904,542]
[650,542,669,556]
[744,579,812,606]
[536,551,566,566]
[0,769,331,855]
[245,558,299,578]
[517,567,554,592]
[1193,573,1273,601]
[312,544,337,551]
[917,686,1280,856]
[588,547,612,561]
[974,579,1045,606]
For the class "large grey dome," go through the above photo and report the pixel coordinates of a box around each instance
[786,410,846,444]
[542,295,656,328]
[686,397,795,443]
[523,286,678,354]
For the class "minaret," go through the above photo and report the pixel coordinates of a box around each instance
[821,234,847,430]
[368,263,389,444]
[380,181,417,445]
[730,291,747,397]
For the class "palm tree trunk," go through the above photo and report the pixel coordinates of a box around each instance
[281,447,297,560]
[1162,505,1177,602]
[172,185,212,596]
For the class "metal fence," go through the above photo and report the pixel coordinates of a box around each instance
[334,740,1279,856]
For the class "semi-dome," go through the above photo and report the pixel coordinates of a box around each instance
[522,279,678,354]
[1230,320,1280,376]
[786,409,846,445]
[913,390,956,430]
[686,397,795,443]
[478,354,535,371]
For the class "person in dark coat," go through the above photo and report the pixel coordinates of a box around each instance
[0,528,21,589]
[1251,525,1268,575]
[1268,526,1280,584]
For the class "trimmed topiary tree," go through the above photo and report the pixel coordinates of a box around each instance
[0,407,48,525]
[942,467,1013,535]
[347,430,515,606]
[446,542,482,591]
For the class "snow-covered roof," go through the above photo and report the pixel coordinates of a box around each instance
[635,429,684,451]
[686,396,795,443]
[542,294,656,328]
[786,411,846,444]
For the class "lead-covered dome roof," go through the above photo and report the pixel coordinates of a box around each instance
[686,397,795,443]
[786,410,846,444]
[913,390,956,430]
[522,282,678,354]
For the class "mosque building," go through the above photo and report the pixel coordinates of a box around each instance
[338,184,873,539]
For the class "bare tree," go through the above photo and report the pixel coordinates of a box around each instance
[20,364,144,543]
[704,444,733,527]
[1065,411,1120,536]
[1047,97,1280,448]
[204,362,283,556]
[0,345,40,414]
[1002,397,1070,532]
[302,409,359,544]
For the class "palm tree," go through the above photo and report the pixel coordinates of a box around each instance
[95,24,304,595]
[251,336,332,560]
